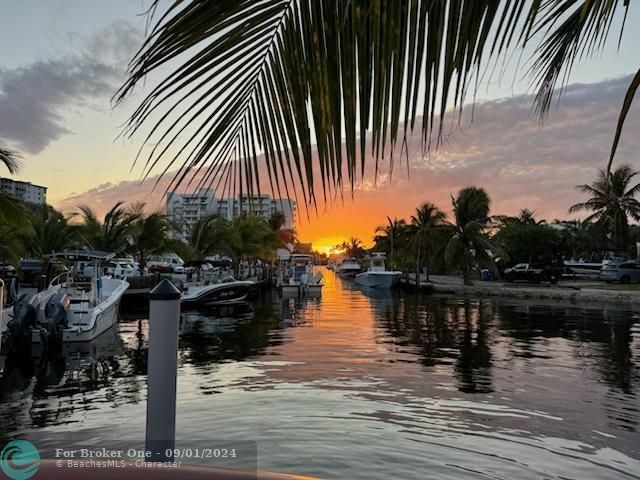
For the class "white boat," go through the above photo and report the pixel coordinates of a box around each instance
[564,252,627,275]
[335,257,362,277]
[2,251,128,344]
[279,254,323,297]
[355,253,402,288]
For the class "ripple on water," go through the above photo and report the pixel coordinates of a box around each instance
[1,271,639,479]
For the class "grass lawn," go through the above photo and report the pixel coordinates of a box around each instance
[581,283,640,292]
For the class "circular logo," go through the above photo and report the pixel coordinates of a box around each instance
[0,440,40,480]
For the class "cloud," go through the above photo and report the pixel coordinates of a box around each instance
[53,74,640,244]
[0,22,142,153]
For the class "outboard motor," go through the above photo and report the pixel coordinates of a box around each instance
[43,293,70,343]
[6,293,40,341]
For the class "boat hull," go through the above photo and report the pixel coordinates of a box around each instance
[355,272,401,288]
[336,268,361,277]
[182,282,253,307]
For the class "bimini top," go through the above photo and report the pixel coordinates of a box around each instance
[46,250,115,261]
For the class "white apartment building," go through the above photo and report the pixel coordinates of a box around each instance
[0,177,47,204]
[167,189,296,241]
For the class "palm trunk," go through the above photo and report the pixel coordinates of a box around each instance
[415,244,421,290]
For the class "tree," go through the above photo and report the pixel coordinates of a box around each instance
[77,202,138,254]
[410,203,446,282]
[187,215,231,260]
[20,205,79,279]
[0,147,29,228]
[495,223,565,266]
[375,217,406,267]
[445,187,501,286]
[117,1,635,205]
[569,165,640,252]
[128,207,174,271]
[268,211,296,246]
[341,237,365,260]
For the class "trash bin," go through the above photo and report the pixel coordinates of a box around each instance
[480,269,493,281]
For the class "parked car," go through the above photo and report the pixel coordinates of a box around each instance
[600,261,640,283]
[105,261,138,279]
[504,263,560,284]
[148,262,173,273]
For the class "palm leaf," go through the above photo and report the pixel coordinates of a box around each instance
[0,147,22,174]
[117,1,632,205]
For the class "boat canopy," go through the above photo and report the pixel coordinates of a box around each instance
[46,250,115,261]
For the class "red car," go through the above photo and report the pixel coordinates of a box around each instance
[148,262,173,273]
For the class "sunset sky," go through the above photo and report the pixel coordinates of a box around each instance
[2,1,640,252]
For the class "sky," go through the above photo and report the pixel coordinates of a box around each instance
[1,1,640,253]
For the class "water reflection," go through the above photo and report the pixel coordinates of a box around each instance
[0,273,638,479]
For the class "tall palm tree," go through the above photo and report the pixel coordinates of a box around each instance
[410,203,446,283]
[569,165,640,252]
[117,1,636,203]
[445,187,500,286]
[375,217,406,267]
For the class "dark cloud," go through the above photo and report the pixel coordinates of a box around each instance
[0,22,142,153]
[55,74,640,241]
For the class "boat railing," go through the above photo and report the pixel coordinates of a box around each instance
[49,270,71,288]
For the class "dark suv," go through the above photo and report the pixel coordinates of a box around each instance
[504,263,560,284]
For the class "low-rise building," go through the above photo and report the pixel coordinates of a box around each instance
[0,177,47,204]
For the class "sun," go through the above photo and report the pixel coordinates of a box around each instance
[313,238,347,256]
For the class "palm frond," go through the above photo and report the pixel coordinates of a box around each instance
[117,0,632,203]
[0,147,22,174]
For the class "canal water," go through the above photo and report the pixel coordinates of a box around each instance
[1,270,639,479]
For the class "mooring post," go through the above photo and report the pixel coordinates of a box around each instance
[146,279,181,461]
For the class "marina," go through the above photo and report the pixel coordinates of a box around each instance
[1,271,638,479]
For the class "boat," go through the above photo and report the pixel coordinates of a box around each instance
[335,257,362,277]
[327,259,336,271]
[564,252,627,275]
[279,254,323,297]
[181,276,255,307]
[2,251,129,344]
[355,253,402,288]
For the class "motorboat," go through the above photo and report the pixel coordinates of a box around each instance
[2,251,129,344]
[564,252,627,275]
[279,254,323,297]
[335,257,362,277]
[327,259,336,271]
[181,276,254,307]
[355,253,402,288]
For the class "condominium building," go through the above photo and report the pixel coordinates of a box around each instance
[0,177,47,204]
[167,189,296,241]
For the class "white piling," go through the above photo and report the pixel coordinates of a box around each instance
[145,279,181,461]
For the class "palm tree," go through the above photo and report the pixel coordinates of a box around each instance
[569,165,640,252]
[445,187,501,286]
[410,203,446,283]
[268,211,296,246]
[117,1,635,203]
[77,202,138,254]
[128,207,174,271]
[188,215,231,260]
[341,237,365,259]
[19,205,79,279]
[375,217,406,267]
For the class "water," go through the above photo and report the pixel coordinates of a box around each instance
[1,270,639,479]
